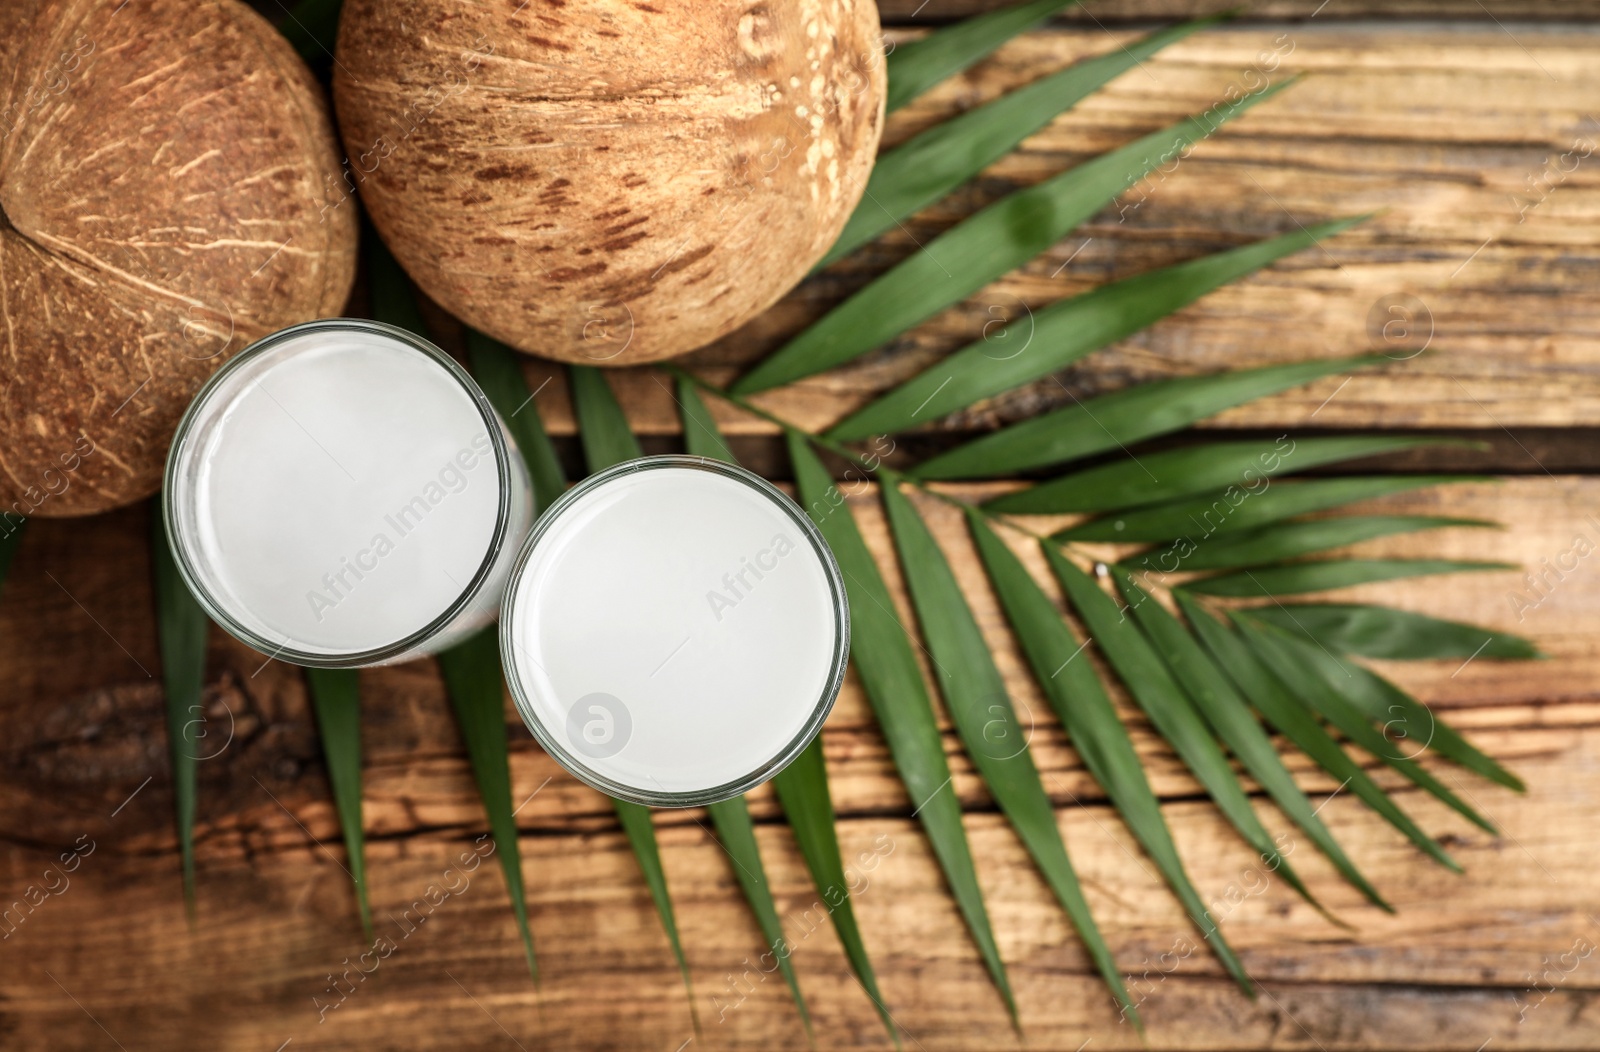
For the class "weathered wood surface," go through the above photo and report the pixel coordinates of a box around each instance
[2,477,1596,1050]
[443,22,1600,447]
[6,9,1600,1052]
[879,1,1600,20]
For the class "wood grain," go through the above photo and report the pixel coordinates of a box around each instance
[876,1,1600,20]
[439,22,1600,446]
[1,477,1594,1050]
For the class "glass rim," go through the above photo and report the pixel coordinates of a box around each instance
[499,455,851,808]
[161,318,517,668]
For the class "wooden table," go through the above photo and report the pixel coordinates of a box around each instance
[4,4,1599,1049]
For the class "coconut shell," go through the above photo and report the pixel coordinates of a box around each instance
[333,0,884,366]
[0,0,357,518]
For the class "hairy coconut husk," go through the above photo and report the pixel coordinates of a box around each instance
[333,0,883,366]
[0,0,357,518]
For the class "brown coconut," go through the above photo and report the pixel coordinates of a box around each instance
[333,0,884,366]
[0,0,357,518]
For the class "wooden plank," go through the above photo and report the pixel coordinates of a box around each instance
[877,1,1600,20]
[0,476,1594,1048]
[438,23,1600,440]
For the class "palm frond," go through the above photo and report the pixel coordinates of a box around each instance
[1180,595,1462,872]
[1234,617,1496,834]
[705,796,812,1035]
[1114,571,1388,913]
[365,236,540,979]
[824,14,1222,269]
[883,0,1078,113]
[831,217,1365,441]
[437,629,540,980]
[918,355,1382,480]
[467,332,566,514]
[666,383,813,1029]
[150,503,207,911]
[734,82,1296,394]
[1125,515,1496,573]
[965,512,1254,995]
[304,667,372,937]
[880,478,1136,1023]
[772,740,899,1046]
[1240,602,1541,660]
[987,436,1466,515]
[568,363,696,1009]
[789,435,1018,1022]
[1048,551,1323,913]
[277,0,343,63]
[1055,476,1488,542]
[1186,559,1516,597]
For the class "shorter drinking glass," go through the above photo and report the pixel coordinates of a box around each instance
[164,319,534,667]
[500,455,849,807]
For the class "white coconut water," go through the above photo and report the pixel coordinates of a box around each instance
[166,321,532,664]
[501,459,846,803]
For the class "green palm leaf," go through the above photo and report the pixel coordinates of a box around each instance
[277,0,343,62]
[1244,621,1521,791]
[467,331,567,514]
[1055,476,1486,542]
[304,668,371,937]
[880,479,1135,1023]
[570,365,643,468]
[366,236,539,978]
[916,355,1381,480]
[824,15,1219,269]
[735,83,1294,395]
[705,797,812,1034]
[672,381,809,1029]
[1125,515,1495,573]
[1241,603,1541,660]
[772,740,898,1046]
[676,378,738,463]
[1178,595,1461,872]
[1234,617,1496,835]
[987,436,1459,515]
[1187,559,1516,597]
[150,504,208,910]
[1115,572,1388,912]
[614,800,697,1016]
[567,363,698,1006]
[366,229,429,336]
[437,629,539,980]
[1334,663,1523,791]
[1046,550,1322,912]
[789,435,1017,1020]
[966,512,1253,994]
[831,217,1361,441]
[884,0,1078,114]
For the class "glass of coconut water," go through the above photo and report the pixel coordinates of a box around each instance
[163,319,534,667]
[499,456,849,807]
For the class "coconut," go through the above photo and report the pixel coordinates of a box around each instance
[332,0,884,366]
[0,0,357,519]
